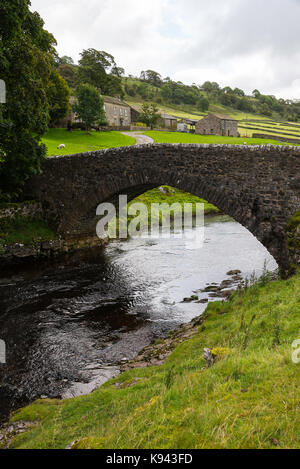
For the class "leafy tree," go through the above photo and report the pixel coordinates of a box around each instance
[233,88,245,97]
[48,70,71,126]
[259,103,272,116]
[138,82,149,99]
[57,63,77,88]
[72,83,106,130]
[223,86,233,94]
[0,0,68,200]
[77,48,123,97]
[197,96,209,112]
[58,55,74,65]
[139,104,161,129]
[252,89,261,99]
[140,70,162,87]
[111,66,125,77]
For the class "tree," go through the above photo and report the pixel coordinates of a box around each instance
[58,55,74,65]
[57,64,77,88]
[252,89,261,99]
[139,104,161,129]
[0,0,68,200]
[72,84,106,130]
[77,48,123,97]
[48,70,71,126]
[197,96,209,112]
[140,70,162,87]
[233,87,245,97]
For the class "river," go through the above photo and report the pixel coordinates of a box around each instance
[0,215,277,423]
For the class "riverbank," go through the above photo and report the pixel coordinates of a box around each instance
[3,271,299,449]
[0,187,219,267]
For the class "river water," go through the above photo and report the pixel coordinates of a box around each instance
[0,215,277,423]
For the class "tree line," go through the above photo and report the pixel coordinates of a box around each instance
[124,70,300,121]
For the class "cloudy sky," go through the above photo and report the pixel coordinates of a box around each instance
[30,0,300,99]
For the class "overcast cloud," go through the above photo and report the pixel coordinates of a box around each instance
[30,0,300,99]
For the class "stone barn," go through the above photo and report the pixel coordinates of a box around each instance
[196,114,238,137]
[103,96,131,127]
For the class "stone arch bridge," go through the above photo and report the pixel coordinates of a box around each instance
[27,144,300,276]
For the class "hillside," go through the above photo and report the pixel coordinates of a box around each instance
[123,77,300,141]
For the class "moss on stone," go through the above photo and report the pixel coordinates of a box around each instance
[284,212,300,251]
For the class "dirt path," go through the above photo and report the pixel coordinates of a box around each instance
[122,131,154,145]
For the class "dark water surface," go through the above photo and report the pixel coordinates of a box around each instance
[0,215,277,423]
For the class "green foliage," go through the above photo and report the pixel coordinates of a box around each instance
[140,70,163,87]
[139,103,161,129]
[284,212,300,252]
[72,84,106,130]
[0,0,69,201]
[57,64,77,89]
[76,48,123,98]
[48,70,71,126]
[197,96,209,112]
[0,216,56,246]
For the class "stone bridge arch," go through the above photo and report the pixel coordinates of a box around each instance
[27,144,300,276]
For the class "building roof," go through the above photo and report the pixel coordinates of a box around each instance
[208,113,237,121]
[160,113,178,121]
[179,118,199,125]
[102,95,130,107]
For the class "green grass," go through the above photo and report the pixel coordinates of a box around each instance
[129,186,219,216]
[0,217,56,247]
[7,272,300,449]
[109,186,219,238]
[42,129,136,156]
[143,131,299,146]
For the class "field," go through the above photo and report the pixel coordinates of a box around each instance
[6,271,300,449]
[42,129,136,156]
[143,131,299,146]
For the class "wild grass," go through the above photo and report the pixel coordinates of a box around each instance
[7,272,300,449]
[42,129,136,156]
[0,217,56,247]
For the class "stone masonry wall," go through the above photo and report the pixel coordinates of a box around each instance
[0,201,43,220]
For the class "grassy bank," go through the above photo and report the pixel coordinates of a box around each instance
[143,131,299,146]
[108,186,219,238]
[130,186,218,215]
[42,129,136,156]
[0,217,56,251]
[6,272,300,449]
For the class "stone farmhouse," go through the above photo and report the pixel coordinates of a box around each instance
[158,113,178,130]
[59,95,131,128]
[102,96,131,127]
[195,114,238,137]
